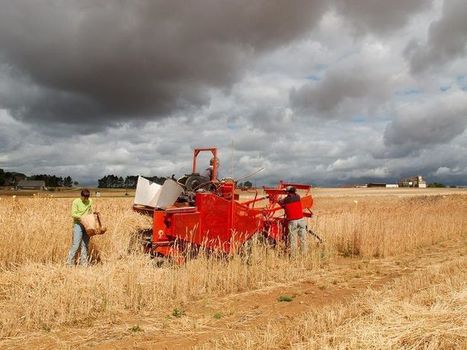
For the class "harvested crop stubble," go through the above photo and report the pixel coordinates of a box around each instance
[205,258,467,349]
[0,247,324,337]
[0,194,465,337]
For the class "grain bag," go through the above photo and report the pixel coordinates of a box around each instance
[80,212,107,236]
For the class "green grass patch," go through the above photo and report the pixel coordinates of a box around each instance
[128,324,143,332]
[172,308,186,318]
[277,295,294,302]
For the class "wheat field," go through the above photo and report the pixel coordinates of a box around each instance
[0,190,465,349]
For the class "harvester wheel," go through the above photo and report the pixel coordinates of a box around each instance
[184,174,210,192]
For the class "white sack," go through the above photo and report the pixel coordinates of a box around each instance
[134,176,162,207]
[157,178,184,209]
[134,176,183,209]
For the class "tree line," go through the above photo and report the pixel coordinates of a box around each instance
[97,175,166,188]
[0,169,255,189]
[0,169,76,187]
[0,169,168,189]
[97,176,254,189]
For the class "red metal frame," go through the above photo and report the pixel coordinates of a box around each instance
[135,148,314,259]
[192,147,218,181]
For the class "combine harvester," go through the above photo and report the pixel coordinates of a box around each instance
[133,147,315,260]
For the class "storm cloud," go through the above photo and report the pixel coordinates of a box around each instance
[0,0,466,186]
[0,0,327,126]
[333,0,428,35]
[289,54,394,119]
[384,89,467,154]
[405,0,467,73]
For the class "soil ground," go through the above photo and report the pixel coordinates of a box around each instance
[1,238,464,350]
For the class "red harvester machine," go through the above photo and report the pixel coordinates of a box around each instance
[133,147,314,259]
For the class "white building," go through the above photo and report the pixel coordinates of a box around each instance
[399,176,427,188]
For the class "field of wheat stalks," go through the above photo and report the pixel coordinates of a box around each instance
[0,193,465,342]
[206,255,466,349]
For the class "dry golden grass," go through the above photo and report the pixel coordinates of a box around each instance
[313,194,466,258]
[0,192,465,345]
[206,256,466,350]
[0,197,149,266]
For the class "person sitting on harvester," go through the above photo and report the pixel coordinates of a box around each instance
[204,157,219,181]
[279,186,307,256]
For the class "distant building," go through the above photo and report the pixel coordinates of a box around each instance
[399,176,427,188]
[385,184,399,188]
[16,180,46,190]
[365,183,399,188]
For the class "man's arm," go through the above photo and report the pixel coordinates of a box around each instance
[71,200,81,220]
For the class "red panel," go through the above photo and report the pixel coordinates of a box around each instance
[172,212,201,244]
[267,219,285,241]
[196,192,232,252]
[301,195,313,209]
[153,210,170,243]
[232,202,262,244]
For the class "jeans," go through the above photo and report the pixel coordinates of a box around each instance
[67,223,90,266]
[288,218,307,256]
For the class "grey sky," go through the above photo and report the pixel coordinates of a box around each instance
[0,0,466,186]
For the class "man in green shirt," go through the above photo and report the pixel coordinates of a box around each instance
[67,189,93,266]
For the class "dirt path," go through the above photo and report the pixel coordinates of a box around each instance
[2,239,465,350]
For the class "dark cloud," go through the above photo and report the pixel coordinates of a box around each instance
[333,0,428,35]
[383,90,467,155]
[289,59,391,118]
[0,0,327,127]
[1,1,466,187]
[405,0,467,73]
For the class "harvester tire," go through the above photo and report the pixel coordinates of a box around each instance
[184,174,210,192]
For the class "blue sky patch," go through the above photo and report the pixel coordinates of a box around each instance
[394,88,422,96]
[351,115,367,123]
[306,74,320,81]
[456,75,466,90]
[314,63,327,71]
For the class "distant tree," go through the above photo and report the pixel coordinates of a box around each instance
[98,175,117,188]
[0,169,4,186]
[55,176,64,187]
[98,174,166,188]
[124,176,138,188]
[244,180,253,189]
[73,181,79,186]
[117,176,124,188]
[98,176,106,188]
[63,176,73,187]
[98,174,126,188]
[29,174,65,187]
[146,176,166,185]
[428,182,446,188]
